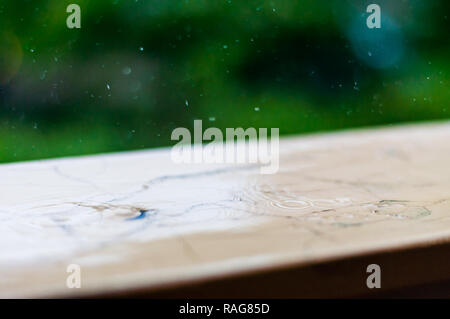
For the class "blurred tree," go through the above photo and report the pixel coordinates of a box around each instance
[0,0,448,163]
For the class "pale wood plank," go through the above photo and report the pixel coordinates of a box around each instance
[1,122,450,297]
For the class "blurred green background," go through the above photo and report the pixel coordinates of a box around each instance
[0,0,448,163]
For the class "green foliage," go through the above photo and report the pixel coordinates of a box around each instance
[0,0,449,163]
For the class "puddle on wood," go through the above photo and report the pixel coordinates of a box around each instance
[0,168,261,266]
[239,182,432,228]
[0,161,434,267]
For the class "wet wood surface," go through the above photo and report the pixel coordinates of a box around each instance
[1,122,450,298]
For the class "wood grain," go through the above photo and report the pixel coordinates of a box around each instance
[1,122,450,298]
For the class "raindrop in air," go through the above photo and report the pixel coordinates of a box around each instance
[122,67,132,75]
